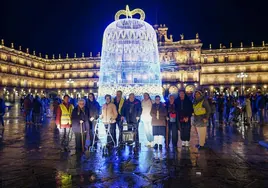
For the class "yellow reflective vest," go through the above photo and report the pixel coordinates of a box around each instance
[59,103,74,125]
[112,97,124,115]
[193,100,206,116]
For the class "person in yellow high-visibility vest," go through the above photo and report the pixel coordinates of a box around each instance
[112,90,125,146]
[192,90,211,150]
[56,95,74,129]
[56,95,74,151]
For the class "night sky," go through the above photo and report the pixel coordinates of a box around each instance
[1,0,268,57]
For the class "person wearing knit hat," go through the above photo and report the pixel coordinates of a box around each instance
[192,90,211,150]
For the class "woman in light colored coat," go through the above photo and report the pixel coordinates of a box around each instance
[141,93,153,147]
[101,94,118,146]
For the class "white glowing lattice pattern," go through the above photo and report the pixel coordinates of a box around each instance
[99,84,162,98]
[98,18,162,104]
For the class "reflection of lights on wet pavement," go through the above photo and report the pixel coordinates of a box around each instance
[55,171,72,187]
[238,125,249,140]
[92,121,107,147]
[0,102,267,187]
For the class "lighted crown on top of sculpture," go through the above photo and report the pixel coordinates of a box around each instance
[98,5,163,103]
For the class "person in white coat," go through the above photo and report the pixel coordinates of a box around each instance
[141,93,154,147]
[245,95,252,124]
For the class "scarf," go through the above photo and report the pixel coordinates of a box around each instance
[155,103,161,120]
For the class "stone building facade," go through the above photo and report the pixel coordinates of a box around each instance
[0,24,268,101]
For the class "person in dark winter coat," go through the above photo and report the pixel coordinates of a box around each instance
[256,91,266,125]
[87,93,101,122]
[0,97,6,127]
[217,95,224,124]
[166,94,178,148]
[86,93,100,146]
[24,94,33,124]
[20,96,24,110]
[224,96,233,122]
[208,96,216,127]
[175,90,193,147]
[251,94,258,121]
[151,95,168,150]
[122,94,142,124]
[71,99,90,152]
[121,93,142,148]
[32,96,43,125]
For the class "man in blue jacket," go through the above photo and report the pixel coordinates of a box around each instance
[121,93,142,149]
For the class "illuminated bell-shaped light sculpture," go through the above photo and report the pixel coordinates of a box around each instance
[98,5,163,104]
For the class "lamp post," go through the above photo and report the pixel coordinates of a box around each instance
[237,72,248,96]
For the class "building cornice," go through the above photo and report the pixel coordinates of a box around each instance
[0,45,101,63]
[202,47,268,55]
[201,60,268,66]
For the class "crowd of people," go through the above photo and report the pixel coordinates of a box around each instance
[212,91,267,126]
[54,90,220,153]
[20,94,51,125]
[0,89,267,154]
[18,90,268,153]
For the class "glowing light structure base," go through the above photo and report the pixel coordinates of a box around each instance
[98,6,163,104]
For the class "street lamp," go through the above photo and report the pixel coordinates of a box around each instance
[237,72,248,95]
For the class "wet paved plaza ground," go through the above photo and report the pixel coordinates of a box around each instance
[0,104,268,188]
